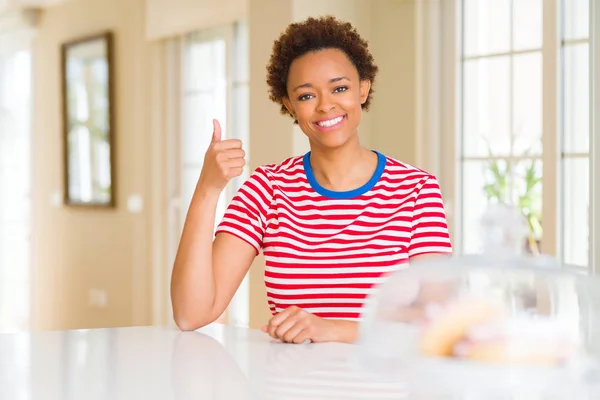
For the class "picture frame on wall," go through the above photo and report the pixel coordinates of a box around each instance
[61,31,115,208]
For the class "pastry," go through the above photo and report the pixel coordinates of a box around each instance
[419,298,502,357]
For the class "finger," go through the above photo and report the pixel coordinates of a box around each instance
[291,328,313,344]
[267,315,285,338]
[224,148,246,159]
[267,322,278,339]
[275,316,300,341]
[270,306,298,326]
[268,309,292,338]
[224,158,246,169]
[212,119,222,142]
[282,322,307,343]
[216,139,243,150]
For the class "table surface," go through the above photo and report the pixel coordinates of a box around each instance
[0,324,410,400]
[3,323,599,400]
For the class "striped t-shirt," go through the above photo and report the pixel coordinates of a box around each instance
[215,151,452,320]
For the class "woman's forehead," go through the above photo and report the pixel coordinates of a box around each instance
[287,49,359,83]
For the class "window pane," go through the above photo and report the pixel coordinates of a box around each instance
[463,57,511,157]
[513,0,542,51]
[563,43,590,154]
[463,0,511,56]
[182,93,225,165]
[185,38,226,92]
[182,33,227,165]
[462,159,542,254]
[513,52,542,156]
[562,157,590,267]
[563,0,589,41]
[186,40,213,91]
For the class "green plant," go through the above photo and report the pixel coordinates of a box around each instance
[482,147,542,254]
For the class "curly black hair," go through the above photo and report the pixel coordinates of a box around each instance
[266,16,379,120]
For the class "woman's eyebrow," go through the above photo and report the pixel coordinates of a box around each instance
[292,76,350,92]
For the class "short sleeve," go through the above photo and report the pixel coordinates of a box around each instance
[408,176,453,258]
[215,166,273,254]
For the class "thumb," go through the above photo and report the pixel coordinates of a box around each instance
[211,119,222,142]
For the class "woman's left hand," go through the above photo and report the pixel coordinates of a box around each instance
[261,306,357,344]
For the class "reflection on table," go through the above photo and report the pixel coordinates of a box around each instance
[0,324,412,400]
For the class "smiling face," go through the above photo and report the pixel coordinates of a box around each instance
[282,48,371,151]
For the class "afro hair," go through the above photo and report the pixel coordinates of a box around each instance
[266,16,379,119]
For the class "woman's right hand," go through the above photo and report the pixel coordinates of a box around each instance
[197,119,246,194]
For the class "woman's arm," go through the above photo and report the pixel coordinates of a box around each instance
[171,199,256,330]
[170,120,256,331]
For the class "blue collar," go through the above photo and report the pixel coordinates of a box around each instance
[302,151,386,199]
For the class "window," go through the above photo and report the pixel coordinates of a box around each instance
[180,28,228,230]
[460,0,543,255]
[178,21,250,326]
[0,44,31,332]
[456,0,595,271]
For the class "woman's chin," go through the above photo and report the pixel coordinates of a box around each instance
[310,132,358,150]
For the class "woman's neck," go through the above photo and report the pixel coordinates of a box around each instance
[308,141,378,192]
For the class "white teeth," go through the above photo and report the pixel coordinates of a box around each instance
[317,116,343,127]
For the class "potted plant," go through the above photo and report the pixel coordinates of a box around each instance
[482,147,542,255]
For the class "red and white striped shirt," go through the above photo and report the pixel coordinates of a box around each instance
[216,151,452,320]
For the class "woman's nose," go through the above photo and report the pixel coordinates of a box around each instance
[317,93,335,113]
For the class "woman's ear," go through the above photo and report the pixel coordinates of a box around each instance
[359,80,371,104]
[282,97,295,118]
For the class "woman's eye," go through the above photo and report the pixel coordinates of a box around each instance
[298,94,313,101]
[334,86,348,93]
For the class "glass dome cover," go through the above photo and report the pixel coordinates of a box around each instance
[355,206,600,397]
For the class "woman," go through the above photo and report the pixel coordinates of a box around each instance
[171,16,452,344]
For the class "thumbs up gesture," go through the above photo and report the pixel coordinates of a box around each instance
[198,119,246,194]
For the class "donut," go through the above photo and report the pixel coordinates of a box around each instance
[419,298,502,357]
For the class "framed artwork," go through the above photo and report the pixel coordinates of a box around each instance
[61,31,115,207]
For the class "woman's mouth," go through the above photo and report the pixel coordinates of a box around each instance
[313,115,346,131]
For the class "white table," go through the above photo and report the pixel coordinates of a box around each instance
[4,324,599,399]
[0,324,409,400]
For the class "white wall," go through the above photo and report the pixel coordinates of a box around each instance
[145,0,247,39]
[31,0,154,330]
